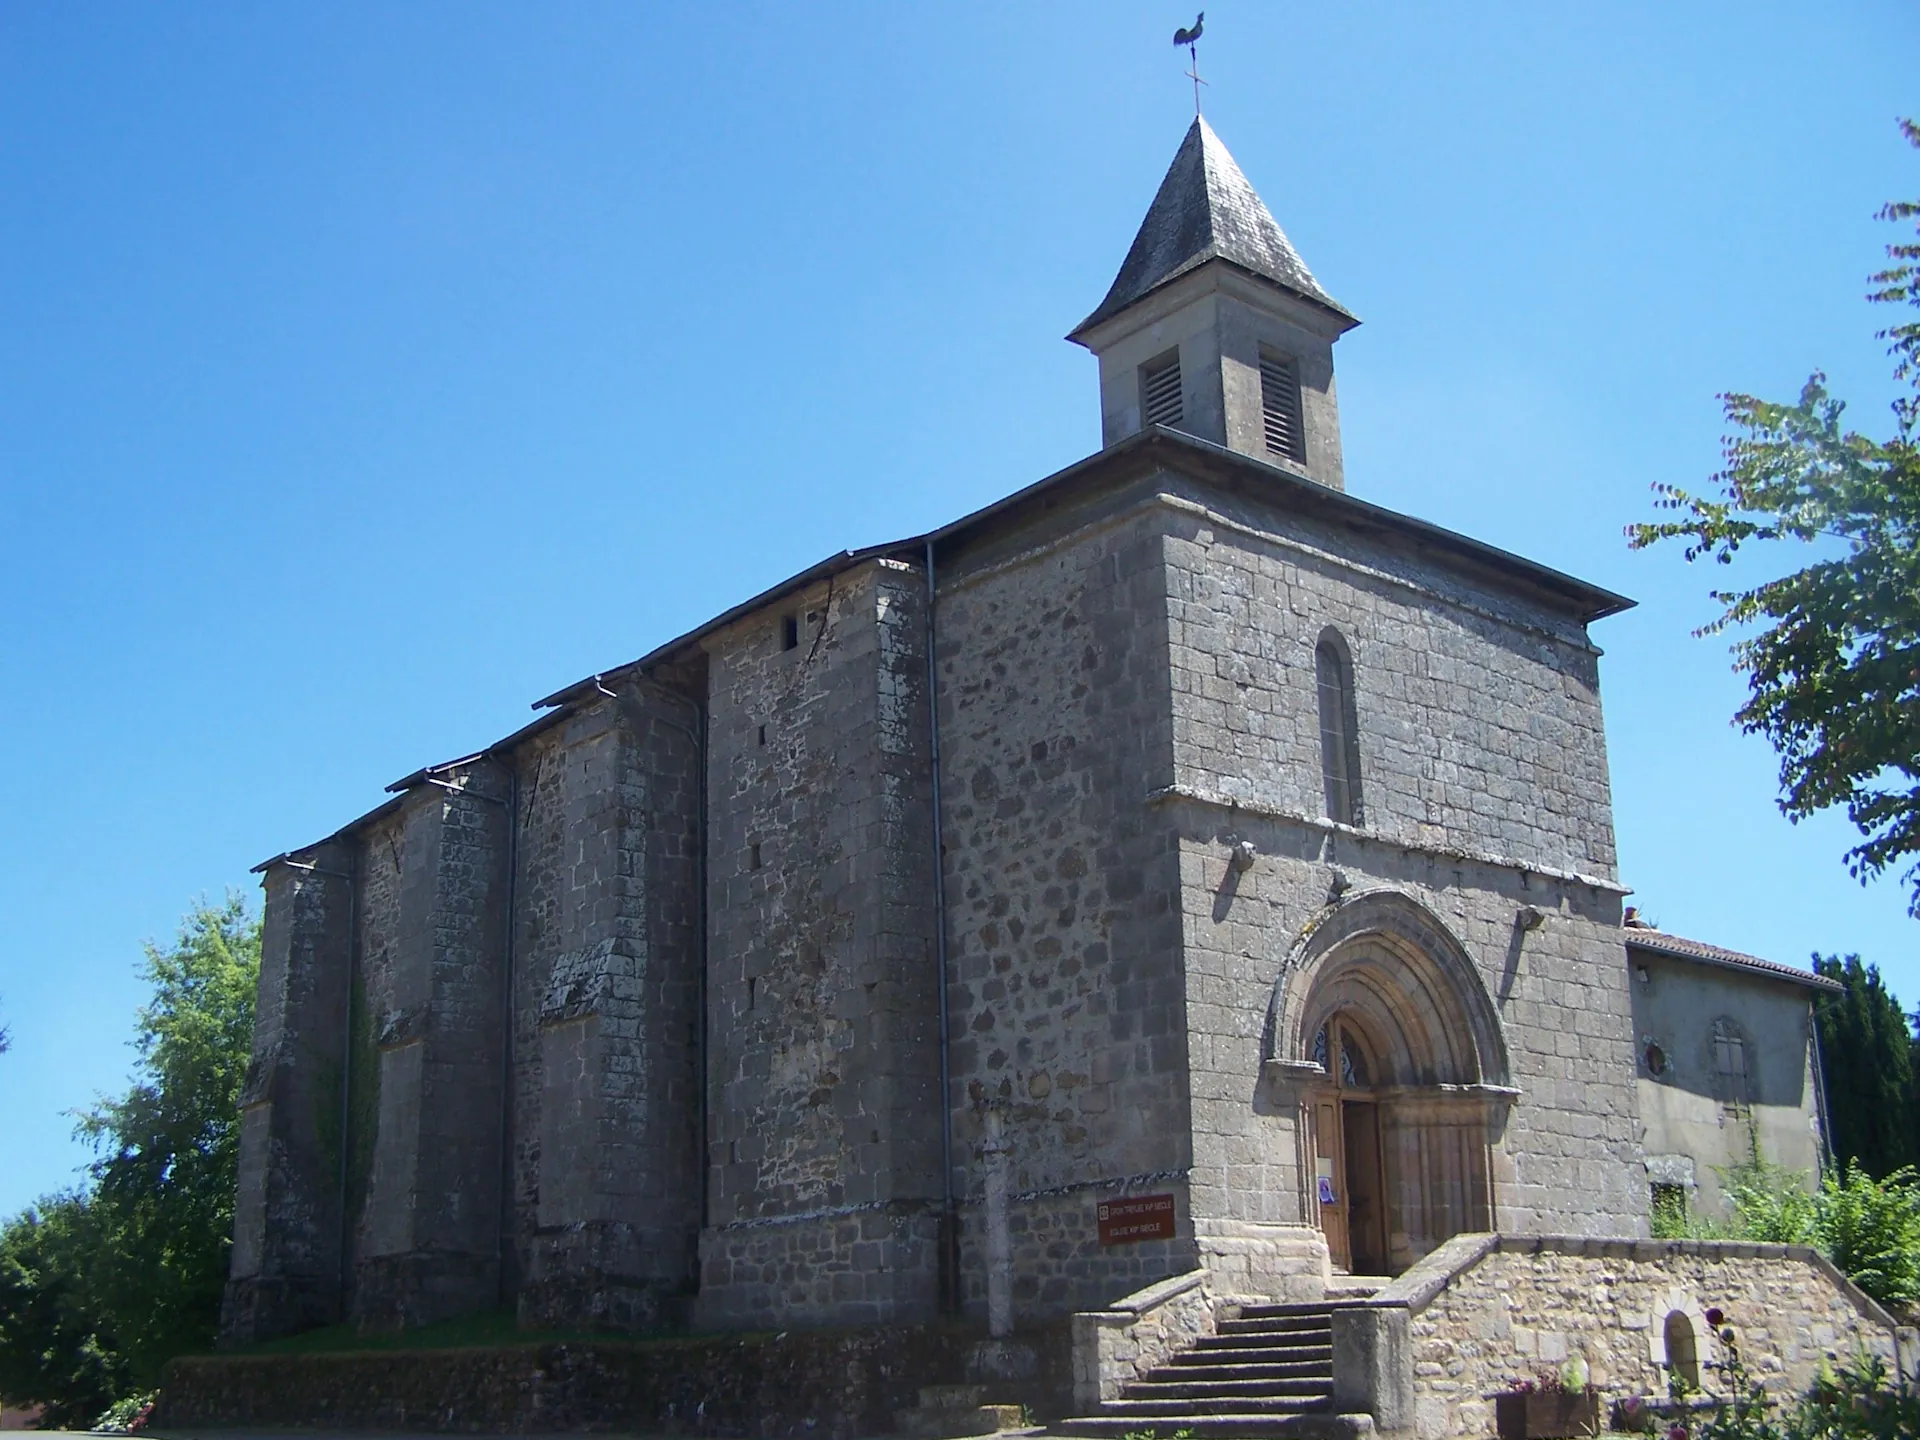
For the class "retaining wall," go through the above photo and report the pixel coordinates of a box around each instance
[159,1322,1072,1437]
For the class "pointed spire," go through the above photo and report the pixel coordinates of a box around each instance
[1071,116,1352,340]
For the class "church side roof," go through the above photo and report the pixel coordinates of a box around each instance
[257,428,1634,871]
[1625,926,1842,993]
[536,426,1631,714]
[1071,115,1354,340]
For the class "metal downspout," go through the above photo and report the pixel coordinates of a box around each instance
[337,862,358,1319]
[1809,999,1835,1176]
[925,538,958,1313]
[497,769,519,1305]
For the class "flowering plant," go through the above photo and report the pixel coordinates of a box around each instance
[1506,1356,1594,1395]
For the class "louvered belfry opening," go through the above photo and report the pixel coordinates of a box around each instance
[1260,349,1306,462]
[1141,351,1184,429]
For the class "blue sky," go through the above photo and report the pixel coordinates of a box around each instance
[1,2,1915,1217]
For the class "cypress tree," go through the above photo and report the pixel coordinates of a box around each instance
[1814,954,1917,1178]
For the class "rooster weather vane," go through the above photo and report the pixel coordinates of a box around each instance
[1173,12,1206,115]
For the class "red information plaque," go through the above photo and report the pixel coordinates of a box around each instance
[1096,1193,1176,1246]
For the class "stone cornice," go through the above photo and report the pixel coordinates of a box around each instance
[1147,780,1631,896]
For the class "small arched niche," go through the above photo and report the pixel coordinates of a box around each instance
[1663,1310,1700,1389]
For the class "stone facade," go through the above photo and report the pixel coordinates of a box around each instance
[219,115,1830,1393]
[507,685,704,1333]
[695,564,943,1328]
[938,496,1194,1320]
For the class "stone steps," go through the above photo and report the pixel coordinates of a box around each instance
[1231,1301,1371,1320]
[1192,1326,1331,1349]
[1122,1377,1336,1402]
[1216,1313,1336,1336]
[894,1384,1030,1439]
[1094,1395,1333,1417]
[1050,1414,1376,1438]
[1151,1360,1331,1383]
[1056,1298,1368,1437]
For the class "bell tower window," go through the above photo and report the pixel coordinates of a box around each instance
[1141,351,1184,429]
[1260,349,1306,462]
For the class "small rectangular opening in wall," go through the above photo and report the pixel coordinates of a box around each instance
[781,614,800,651]
[1259,349,1306,462]
[749,842,762,870]
[1141,350,1183,429]
[1651,1181,1687,1229]
[748,977,757,1010]
[757,723,767,747]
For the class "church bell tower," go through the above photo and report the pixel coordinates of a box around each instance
[1069,116,1359,491]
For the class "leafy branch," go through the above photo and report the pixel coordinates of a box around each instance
[1628,120,1920,912]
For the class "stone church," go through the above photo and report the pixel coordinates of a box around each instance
[216,116,1897,1434]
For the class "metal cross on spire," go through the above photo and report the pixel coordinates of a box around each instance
[1172,12,1207,115]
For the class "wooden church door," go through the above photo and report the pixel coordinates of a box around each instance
[1310,1019,1388,1275]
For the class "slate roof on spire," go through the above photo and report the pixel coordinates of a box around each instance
[1071,116,1353,339]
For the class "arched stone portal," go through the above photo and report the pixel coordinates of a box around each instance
[1262,890,1516,1276]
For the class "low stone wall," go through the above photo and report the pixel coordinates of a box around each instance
[1194,1218,1332,1304]
[1335,1233,1916,1440]
[157,1322,1073,1437]
[1070,1270,1214,1410]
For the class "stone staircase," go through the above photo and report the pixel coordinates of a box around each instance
[894,1384,1031,1439]
[1054,1289,1381,1439]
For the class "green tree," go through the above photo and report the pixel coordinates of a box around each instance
[1813,954,1917,1178]
[0,896,260,1421]
[0,1195,126,1428]
[1628,121,1920,912]
[75,894,262,1382]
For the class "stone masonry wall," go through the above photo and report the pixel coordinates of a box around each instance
[507,688,704,1333]
[1155,472,1645,1250]
[695,562,942,1327]
[1405,1237,1905,1440]
[162,1323,1076,1438]
[1070,1270,1213,1411]
[1159,478,1617,879]
[222,841,354,1345]
[349,765,511,1331]
[336,801,399,1322]
[937,496,1194,1321]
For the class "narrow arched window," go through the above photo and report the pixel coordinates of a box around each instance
[1315,630,1363,827]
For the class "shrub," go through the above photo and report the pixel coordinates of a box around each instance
[1814,1163,1920,1308]
[1671,1320,1920,1440]
[1724,1159,1819,1247]
[1674,1156,1920,1309]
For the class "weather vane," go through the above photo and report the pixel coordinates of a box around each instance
[1173,12,1206,116]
